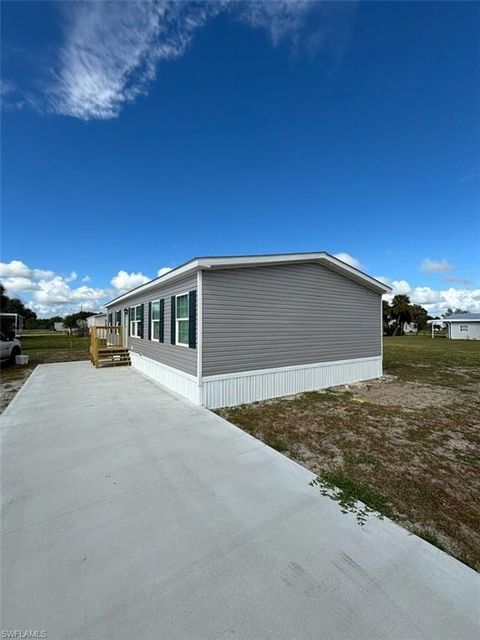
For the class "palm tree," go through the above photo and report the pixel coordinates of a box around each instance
[390,295,412,336]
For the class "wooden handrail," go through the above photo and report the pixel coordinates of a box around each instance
[90,325,124,368]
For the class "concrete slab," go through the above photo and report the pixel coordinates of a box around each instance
[1,361,478,639]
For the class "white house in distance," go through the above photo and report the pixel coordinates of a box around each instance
[87,313,107,329]
[443,313,480,340]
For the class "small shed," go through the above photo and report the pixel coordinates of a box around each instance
[443,313,480,340]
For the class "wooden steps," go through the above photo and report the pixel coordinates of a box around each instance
[95,347,131,368]
[90,325,130,368]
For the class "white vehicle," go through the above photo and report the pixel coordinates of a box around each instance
[0,332,22,364]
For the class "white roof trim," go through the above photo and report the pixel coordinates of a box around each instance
[105,252,391,306]
[443,318,480,323]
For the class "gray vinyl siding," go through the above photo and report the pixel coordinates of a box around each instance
[107,273,197,376]
[202,263,381,377]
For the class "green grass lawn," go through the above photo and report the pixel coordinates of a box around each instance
[218,336,480,570]
[18,333,90,364]
[383,335,480,386]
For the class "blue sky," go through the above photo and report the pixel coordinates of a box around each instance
[1,0,479,317]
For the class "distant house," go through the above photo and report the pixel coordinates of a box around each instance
[87,313,107,329]
[53,321,65,332]
[104,252,391,408]
[443,313,480,340]
[387,319,418,334]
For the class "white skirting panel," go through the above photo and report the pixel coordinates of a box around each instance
[130,352,200,404]
[202,356,383,409]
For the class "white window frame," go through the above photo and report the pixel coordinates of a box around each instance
[151,300,161,342]
[175,292,189,347]
[130,305,142,338]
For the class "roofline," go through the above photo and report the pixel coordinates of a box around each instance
[105,252,391,306]
[443,318,480,322]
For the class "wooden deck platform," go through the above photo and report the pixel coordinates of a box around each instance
[90,325,130,368]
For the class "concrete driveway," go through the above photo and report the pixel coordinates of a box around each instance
[1,362,478,639]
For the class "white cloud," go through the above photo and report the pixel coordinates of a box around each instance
[0,259,30,278]
[1,259,108,317]
[420,258,453,273]
[4,258,478,320]
[1,260,169,316]
[110,270,150,292]
[378,273,480,315]
[0,259,54,280]
[458,170,480,184]
[65,270,77,283]
[0,78,27,111]
[49,1,222,120]
[32,277,106,306]
[333,252,362,270]
[390,280,413,296]
[47,0,316,120]
[239,1,315,46]
[1,276,40,292]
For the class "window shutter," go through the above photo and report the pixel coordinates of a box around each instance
[188,290,197,349]
[170,296,176,344]
[138,304,144,339]
[129,308,132,336]
[148,302,152,340]
[159,299,165,343]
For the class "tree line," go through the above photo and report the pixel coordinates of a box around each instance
[0,284,98,335]
[383,294,467,336]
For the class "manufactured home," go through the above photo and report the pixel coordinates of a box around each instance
[443,313,480,340]
[104,253,391,408]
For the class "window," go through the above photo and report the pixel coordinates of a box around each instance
[176,294,189,346]
[460,325,468,332]
[151,300,161,341]
[108,312,113,326]
[115,310,121,326]
[130,305,142,338]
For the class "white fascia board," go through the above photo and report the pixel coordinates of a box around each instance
[105,259,201,307]
[444,319,480,323]
[106,252,391,307]
[318,254,391,294]
[199,253,391,294]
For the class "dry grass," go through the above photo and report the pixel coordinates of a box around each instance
[217,337,480,570]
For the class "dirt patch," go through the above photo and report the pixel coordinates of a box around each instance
[217,339,480,570]
[333,378,461,409]
[0,366,34,414]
